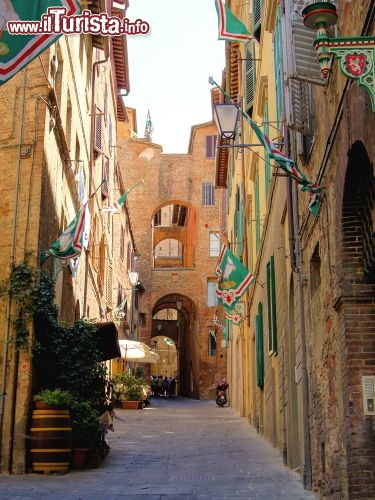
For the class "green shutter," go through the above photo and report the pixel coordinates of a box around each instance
[266,256,277,355]
[274,7,283,130]
[235,184,244,256]
[264,103,271,199]
[256,302,264,388]
[244,42,256,114]
[255,170,260,251]
[252,0,263,38]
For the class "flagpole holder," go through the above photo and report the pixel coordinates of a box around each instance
[302,1,375,111]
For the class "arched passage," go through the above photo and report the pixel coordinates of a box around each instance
[151,202,197,268]
[339,140,375,494]
[151,294,197,398]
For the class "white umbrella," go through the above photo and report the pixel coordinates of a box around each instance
[118,339,159,364]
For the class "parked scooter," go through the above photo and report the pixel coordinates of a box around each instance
[215,379,228,407]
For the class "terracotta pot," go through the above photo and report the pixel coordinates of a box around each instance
[86,450,104,469]
[34,401,68,410]
[120,400,142,409]
[70,448,89,470]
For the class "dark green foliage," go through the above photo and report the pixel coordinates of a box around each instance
[35,319,107,404]
[6,261,109,451]
[70,400,101,449]
[33,388,73,408]
[111,372,144,401]
[5,261,108,415]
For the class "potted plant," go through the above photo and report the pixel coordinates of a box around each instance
[30,389,74,474]
[70,400,100,469]
[111,372,144,409]
[33,388,73,409]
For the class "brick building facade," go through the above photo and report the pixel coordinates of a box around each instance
[217,0,375,498]
[117,119,227,399]
[0,0,133,474]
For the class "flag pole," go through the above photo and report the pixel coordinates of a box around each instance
[124,178,145,197]
[85,178,105,205]
[208,77,322,215]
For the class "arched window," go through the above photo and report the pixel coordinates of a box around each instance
[208,330,216,356]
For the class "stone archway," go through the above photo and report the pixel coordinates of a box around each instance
[151,201,196,269]
[339,140,375,497]
[151,294,197,398]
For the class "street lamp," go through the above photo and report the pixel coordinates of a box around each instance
[128,271,139,340]
[176,299,182,311]
[212,102,283,148]
[213,103,240,140]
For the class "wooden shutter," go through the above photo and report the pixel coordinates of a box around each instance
[102,157,109,198]
[255,168,260,251]
[289,79,312,135]
[288,4,325,135]
[266,256,277,355]
[235,185,243,256]
[106,265,113,311]
[98,237,105,294]
[109,114,113,150]
[104,83,108,124]
[291,12,325,84]
[244,42,256,114]
[273,7,283,131]
[120,225,125,261]
[94,110,102,151]
[91,215,99,272]
[256,302,264,388]
[252,0,263,39]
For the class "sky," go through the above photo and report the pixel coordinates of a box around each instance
[124,0,225,154]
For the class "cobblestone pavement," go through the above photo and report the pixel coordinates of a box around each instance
[0,397,317,499]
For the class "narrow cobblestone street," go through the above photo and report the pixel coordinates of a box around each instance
[0,397,316,499]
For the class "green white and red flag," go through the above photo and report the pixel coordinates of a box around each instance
[103,179,144,213]
[40,204,87,264]
[0,0,81,85]
[214,0,254,42]
[249,119,321,215]
[215,245,254,311]
[213,312,226,332]
[225,309,244,325]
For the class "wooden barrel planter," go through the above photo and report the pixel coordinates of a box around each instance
[30,408,72,474]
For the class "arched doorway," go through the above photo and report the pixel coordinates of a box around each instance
[340,140,375,493]
[151,294,197,398]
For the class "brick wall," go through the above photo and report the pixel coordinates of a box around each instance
[117,122,227,399]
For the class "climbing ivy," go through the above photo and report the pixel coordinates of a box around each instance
[6,261,37,350]
[3,261,108,406]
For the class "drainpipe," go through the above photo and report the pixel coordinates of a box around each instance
[0,72,27,472]
[83,37,109,317]
[280,0,311,486]
[293,184,312,490]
